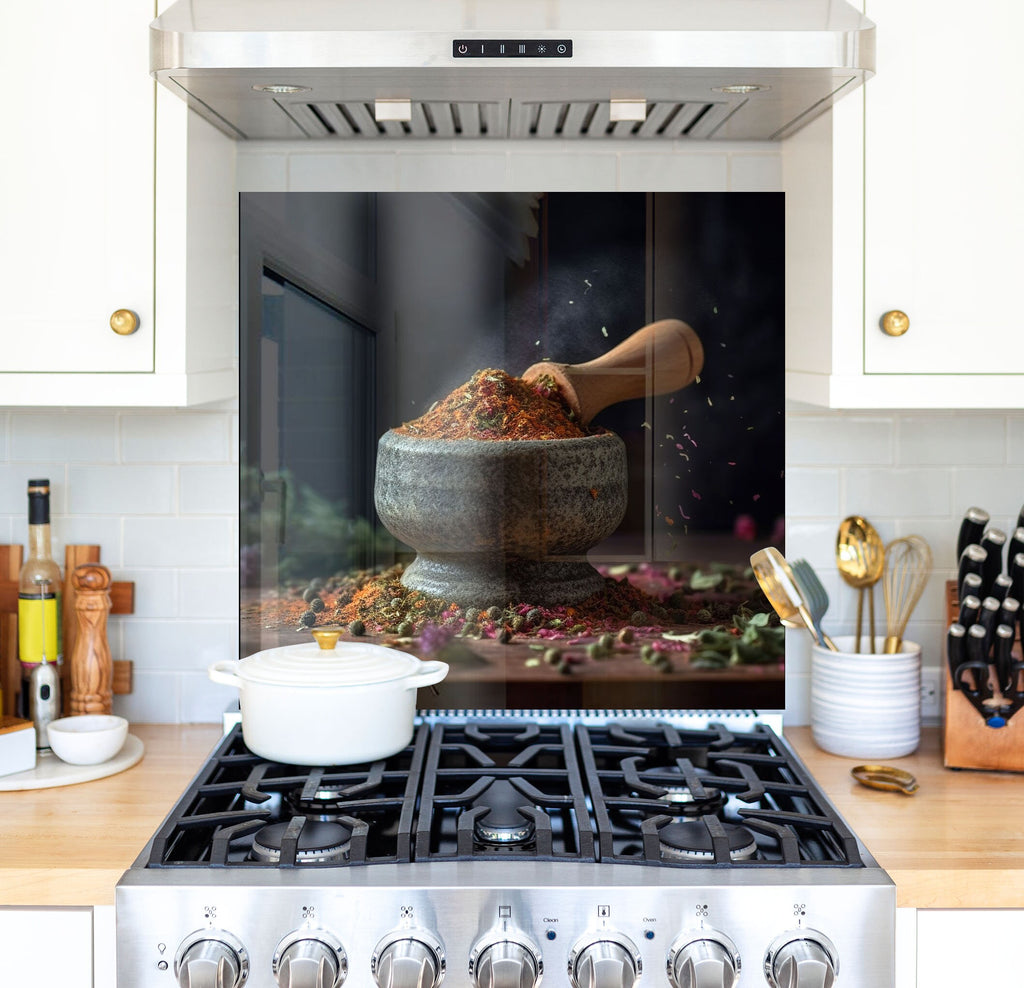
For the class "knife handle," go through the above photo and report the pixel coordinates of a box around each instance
[1008,527,1024,569]
[990,573,1014,603]
[957,506,990,563]
[958,545,988,599]
[958,593,982,629]
[947,623,967,690]
[978,596,1002,648]
[980,528,1008,588]
[1010,552,1024,606]
[966,622,992,676]
[994,623,1016,695]
[998,596,1020,630]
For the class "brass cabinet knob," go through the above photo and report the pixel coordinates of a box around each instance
[880,310,910,337]
[109,309,140,336]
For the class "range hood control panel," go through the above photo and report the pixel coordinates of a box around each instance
[453,40,573,58]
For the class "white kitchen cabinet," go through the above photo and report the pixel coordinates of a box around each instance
[0,907,94,988]
[916,909,1023,984]
[783,0,1024,408]
[0,1,237,407]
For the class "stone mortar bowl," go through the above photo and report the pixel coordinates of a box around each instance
[374,430,628,608]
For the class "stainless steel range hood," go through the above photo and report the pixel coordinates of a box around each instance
[151,0,874,142]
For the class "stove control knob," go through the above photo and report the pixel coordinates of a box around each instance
[568,934,641,988]
[668,931,740,988]
[372,931,445,988]
[174,930,249,988]
[470,936,543,988]
[273,931,347,988]
[764,931,838,988]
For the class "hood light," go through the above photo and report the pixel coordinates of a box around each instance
[252,84,311,94]
[713,84,770,95]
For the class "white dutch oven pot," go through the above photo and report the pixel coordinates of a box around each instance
[209,632,448,765]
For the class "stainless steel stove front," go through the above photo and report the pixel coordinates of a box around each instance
[117,859,894,987]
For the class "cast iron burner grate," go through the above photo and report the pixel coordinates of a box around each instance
[145,724,427,867]
[141,720,863,870]
[575,722,863,867]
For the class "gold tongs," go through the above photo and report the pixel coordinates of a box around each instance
[851,764,919,795]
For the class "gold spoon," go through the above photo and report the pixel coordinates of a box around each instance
[750,547,838,651]
[836,516,886,653]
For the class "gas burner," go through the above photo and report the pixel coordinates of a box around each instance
[657,821,757,863]
[251,820,353,864]
[285,785,353,820]
[472,780,536,845]
[655,784,726,818]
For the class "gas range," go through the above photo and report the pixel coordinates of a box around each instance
[116,713,895,988]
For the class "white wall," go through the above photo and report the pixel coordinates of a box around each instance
[5,142,1019,723]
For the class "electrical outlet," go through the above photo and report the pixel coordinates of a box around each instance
[920,667,942,720]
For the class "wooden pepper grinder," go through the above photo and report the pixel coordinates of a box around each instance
[69,563,113,715]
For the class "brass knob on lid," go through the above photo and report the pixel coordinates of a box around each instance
[880,310,910,337]
[109,309,140,336]
[311,627,341,650]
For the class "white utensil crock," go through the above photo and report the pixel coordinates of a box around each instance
[209,641,448,765]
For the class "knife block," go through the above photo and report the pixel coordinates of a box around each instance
[943,580,1024,771]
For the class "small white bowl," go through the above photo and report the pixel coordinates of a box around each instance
[47,715,128,765]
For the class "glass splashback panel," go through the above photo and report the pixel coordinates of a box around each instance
[240,192,785,711]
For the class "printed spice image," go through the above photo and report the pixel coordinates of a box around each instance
[242,561,783,678]
[396,368,591,441]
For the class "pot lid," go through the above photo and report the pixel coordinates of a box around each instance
[238,641,427,687]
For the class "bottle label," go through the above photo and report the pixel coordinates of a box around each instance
[18,594,61,666]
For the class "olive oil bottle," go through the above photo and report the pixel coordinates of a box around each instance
[18,479,62,721]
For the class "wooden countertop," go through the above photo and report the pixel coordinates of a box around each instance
[1,724,1020,909]
[786,726,1024,909]
[0,724,221,907]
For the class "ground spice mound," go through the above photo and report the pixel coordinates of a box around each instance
[396,368,589,441]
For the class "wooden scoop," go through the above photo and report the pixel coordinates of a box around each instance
[521,318,704,425]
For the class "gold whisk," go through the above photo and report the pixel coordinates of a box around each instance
[882,535,932,654]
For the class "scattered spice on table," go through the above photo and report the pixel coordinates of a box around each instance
[396,368,592,441]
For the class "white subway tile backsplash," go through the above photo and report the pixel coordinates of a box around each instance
[124,517,234,568]
[507,152,617,190]
[396,152,508,190]
[951,466,1024,524]
[54,517,123,566]
[117,568,179,619]
[179,569,240,618]
[180,465,239,515]
[844,468,951,518]
[900,414,1006,465]
[67,465,175,515]
[786,415,892,466]
[729,154,783,191]
[618,152,727,191]
[180,671,239,724]
[236,150,288,191]
[113,671,181,725]
[0,465,67,513]
[120,413,231,463]
[289,152,398,191]
[784,468,840,517]
[123,618,237,672]
[10,412,117,462]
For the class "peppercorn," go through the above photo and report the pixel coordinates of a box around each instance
[597,633,614,652]
[348,619,365,636]
[464,607,481,624]
[299,610,317,628]
[302,587,320,603]
[617,627,635,645]
[389,597,404,610]
[396,621,414,637]
[497,627,513,644]
[586,643,604,661]
[511,615,525,632]
[526,608,542,626]
[486,606,502,622]
[309,597,325,613]
[309,578,325,591]
[630,610,648,626]
[543,648,562,665]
